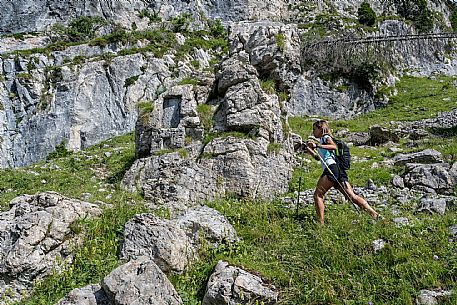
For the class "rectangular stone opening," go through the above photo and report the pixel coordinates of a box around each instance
[163,97,181,128]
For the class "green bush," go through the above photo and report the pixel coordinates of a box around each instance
[451,10,457,32]
[47,141,70,160]
[358,2,376,26]
[54,16,107,42]
[124,75,139,88]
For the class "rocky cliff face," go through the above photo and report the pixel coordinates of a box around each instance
[0,46,176,167]
[1,0,457,168]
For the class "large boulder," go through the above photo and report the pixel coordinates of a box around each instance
[0,192,102,302]
[203,260,278,305]
[121,205,237,272]
[403,163,455,195]
[368,125,400,145]
[120,214,194,273]
[55,284,111,305]
[123,57,294,211]
[393,149,444,167]
[101,257,182,305]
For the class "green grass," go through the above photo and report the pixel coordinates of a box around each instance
[288,75,457,190]
[1,132,147,304]
[335,76,457,132]
[171,198,457,305]
[0,133,139,211]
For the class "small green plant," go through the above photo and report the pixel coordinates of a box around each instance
[179,77,199,86]
[137,101,154,125]
[47,141,70,160]
[358,2,376,27]
[267,143,282,155]
[275,33,286,52]
[138,9,161,24]
[196,104,215,131]
[124,75,140,88]
[260,79,276,94]
[170,13,193,33]
[16,73,32,80]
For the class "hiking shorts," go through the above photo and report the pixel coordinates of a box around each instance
[321,163,348,183]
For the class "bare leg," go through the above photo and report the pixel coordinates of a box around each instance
[313,175,335,224]
[336,181,378,218]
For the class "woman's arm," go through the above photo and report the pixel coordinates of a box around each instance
[318,136,337,151]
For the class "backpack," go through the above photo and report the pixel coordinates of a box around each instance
[333,138,351,170]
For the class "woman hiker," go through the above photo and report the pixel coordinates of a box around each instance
[305,119,380,224]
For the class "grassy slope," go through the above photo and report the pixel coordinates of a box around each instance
[1,76,456,304]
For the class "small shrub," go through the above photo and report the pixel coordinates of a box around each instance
[451,9,457,32]
[197,104,215,131]
[124,75,140,88]
[16,73,32,80]
[47,141,70,160]
[137,101,154,125]
[170,13,193,33]
[89,37,108,47]
[138,9,161,24]
[179,77,199,86]
[260,79,277,94]
[208,18,226,38]
[358,2,376,27]
[267,143,282,155]
[275,33,286,52]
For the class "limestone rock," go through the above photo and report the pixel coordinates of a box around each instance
[203,260,278,305]
[416,289,453,305]
[55,284,111,305]
[120,214,194,273]
[372,239,386,253]
[175,205,238,245]
[101,257,182,305]
[403,163,454,195]
[0,192,102,302]
[368,125,400,145]
[417,197,447,215]
[345,132,370,146]
[393,149,443,167]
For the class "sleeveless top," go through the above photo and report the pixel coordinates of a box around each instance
[318,134,336,170]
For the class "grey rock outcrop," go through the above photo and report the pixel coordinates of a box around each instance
[393,149,444,167]
[121,214,194,273]
[0,192,102,302]
[174,205,238,246]
[121,205,237,272]
[56,258,183,305]
[403,163,455,195]
[203,260,278,305]
[55,284,111,305]
[123,53,293,210]
[417,197,447,215]
[0,50,175,168]
[101,256,182,305]
[368,125,400,146]
[416,289,453,305]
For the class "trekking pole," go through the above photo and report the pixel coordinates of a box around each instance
[296,175,302,217]
[308,138,360,214]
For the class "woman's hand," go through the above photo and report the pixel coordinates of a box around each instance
[306,141,317,149]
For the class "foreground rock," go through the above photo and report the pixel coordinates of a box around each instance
[56,257,182,305]
[393,149,443,167]
[416,289,453,305]
[121,205,237,272]
[55,284,110,305]
[101,257,182,305]
[203,260,278,305]
[0,192,102,302]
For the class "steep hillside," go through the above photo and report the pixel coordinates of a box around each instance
[1,1,457,304]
